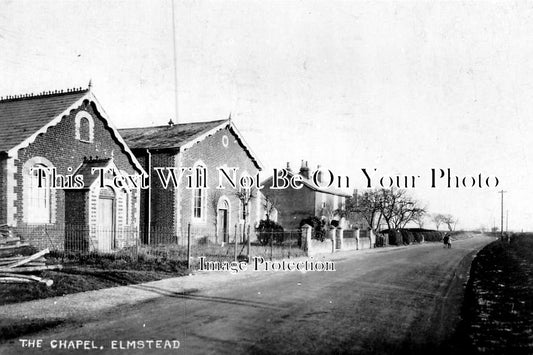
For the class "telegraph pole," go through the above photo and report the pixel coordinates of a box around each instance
[498,190,507,240]
[506,210,509,234]
[171,0,179,124]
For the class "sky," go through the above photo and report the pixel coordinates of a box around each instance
[1,0,532,230]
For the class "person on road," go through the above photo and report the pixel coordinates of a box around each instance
[443,233,451,248]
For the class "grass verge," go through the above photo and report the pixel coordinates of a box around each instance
[455,233,533,354]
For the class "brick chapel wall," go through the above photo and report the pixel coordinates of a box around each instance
[12,100,141,249]
[0,158,6,225]
[179,127,261,243]
[146,151,177,243]
[132,151,150,242]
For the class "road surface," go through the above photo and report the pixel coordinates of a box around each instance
[1,235,493,355]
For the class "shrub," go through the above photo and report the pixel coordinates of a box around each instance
[375,234,386,247]
[387,230,402,246]
[381,228,444,244]
[299,216,327,242]
[197,236,210,245]
[400,230,415,245]
[256,219,284,245]
[412,231,425,243]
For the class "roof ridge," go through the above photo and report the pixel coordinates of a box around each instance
[119,118,229,131]
[0,87,89,103]
[82,156,112,163]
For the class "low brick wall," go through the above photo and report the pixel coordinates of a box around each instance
[343,238,358,250]
[301,226,376,256]
[358,238,371,250]
[308,239,333,256]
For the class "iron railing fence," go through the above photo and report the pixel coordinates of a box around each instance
[11,224,306,268]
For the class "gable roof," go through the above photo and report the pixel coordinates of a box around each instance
[119,119,227,150]
[263,170,351,198]
[119,119,263,170]
[0,89,88,153]
[0,88,145,174]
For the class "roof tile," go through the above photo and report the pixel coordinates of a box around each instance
[0,90,88,152]
[118,119,228,150]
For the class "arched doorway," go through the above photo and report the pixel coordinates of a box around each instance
[217,197,230,243]
[97,186,116,252]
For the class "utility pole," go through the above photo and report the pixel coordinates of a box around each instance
[498,190,507,240]
[506,210,509,234]
[171,0,179,125]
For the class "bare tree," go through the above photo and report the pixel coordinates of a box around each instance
[412,212,426,228]
[343,189,384,232]
[378,188,424,230]
[379,189,403,230]
[441,214,458,231]
[261,193,278,221]
[389,194,424,229]
[432,214,444,230]
[235,187,257,240]
[340,188,426,232]
[235,187,257,260]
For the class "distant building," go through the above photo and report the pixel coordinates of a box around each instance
[0,88,144,251]
[261,161,351,229]
[119,119,263,244]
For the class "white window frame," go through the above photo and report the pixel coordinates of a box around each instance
[23,157,56,224]
[191,161,207,223]
[75,111,94,143]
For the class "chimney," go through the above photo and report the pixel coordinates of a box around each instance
[299,160,310,179]
[316,165,323,184]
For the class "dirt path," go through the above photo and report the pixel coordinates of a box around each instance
[0,235,493,355]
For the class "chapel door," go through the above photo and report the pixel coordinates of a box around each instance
[97,188,115,252]
[217,198,230,243]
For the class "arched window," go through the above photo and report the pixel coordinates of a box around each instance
[75,111,94,143]
[27,164,52,223]
[79,117,91,141]
[192,161,207,221]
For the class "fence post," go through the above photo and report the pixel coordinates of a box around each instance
[301,224,312,256]
[187,223,191,269]
[328,226,336,253]
[247,225,251,262]
[288,231,292,259]
[234,224,238,262]
[270,230,273,261]
[336,227,344,250]
[369,228,375,248]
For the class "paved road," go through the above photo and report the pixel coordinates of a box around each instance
[1,235,493,355]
